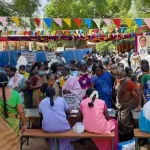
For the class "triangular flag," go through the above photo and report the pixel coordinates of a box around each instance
[0,17,7,26]
[103,28,108,34]
[134,19,143,27]
[74,18,82,28]
[103,19,111,27]
[144,18,150,28]
[84,19,92,28]
[22,17,30,26]
[133,26,137,32]
[53,18,62,27]
[12,17,20,26]
[34,18,41,27]
[93,19,101,29]
[43,18,52,28]
[125,18,132,28]
[113,19,121,28]
[64,18,71,27]
[120,27,126,33]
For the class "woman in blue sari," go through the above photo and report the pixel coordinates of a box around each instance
[91,63,112,108]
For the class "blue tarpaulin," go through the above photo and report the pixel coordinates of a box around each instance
[0,48,92,67]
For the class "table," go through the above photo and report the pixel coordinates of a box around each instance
[25,108,116,118]
[132,109,141,120]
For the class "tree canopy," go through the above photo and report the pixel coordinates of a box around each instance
[0,0,40,17]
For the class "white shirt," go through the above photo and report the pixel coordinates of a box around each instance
[145,55,150,66]
[16,56,28,69]
[120,59,129,69]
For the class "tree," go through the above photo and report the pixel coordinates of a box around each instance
[0,0,41,17]
[44,0,132,30]
[133,0,150,17]
[96,41,115,52]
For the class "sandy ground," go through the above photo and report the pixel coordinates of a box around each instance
[23,138,98,150]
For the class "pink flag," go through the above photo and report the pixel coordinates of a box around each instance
[0,17,7,26]
[144,18,150,28]
[53,18,62,27]
[103,19,111,27]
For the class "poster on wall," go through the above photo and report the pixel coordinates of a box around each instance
[21,52,36,63]
[45,52,56,61]
[137,35,149,60]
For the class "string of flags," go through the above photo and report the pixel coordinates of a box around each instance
[0,17,150,29]
[0,17,150,38]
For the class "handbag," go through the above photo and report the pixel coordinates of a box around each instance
[118,138,135,150]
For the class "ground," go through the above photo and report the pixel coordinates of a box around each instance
[23,138,98,150]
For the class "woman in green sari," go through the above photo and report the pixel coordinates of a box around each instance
[0,72,26,134]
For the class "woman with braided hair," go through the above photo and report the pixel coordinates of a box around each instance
[78,88,118,150]
[39,86,73,150]
[0,73,26,134]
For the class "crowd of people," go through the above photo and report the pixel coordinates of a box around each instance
[0,49,150,150]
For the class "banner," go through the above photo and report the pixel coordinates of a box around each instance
[136,35,149,60]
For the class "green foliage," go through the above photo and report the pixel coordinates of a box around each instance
[0,0,40,17]
[44,0,132,30]
[96,41,115,52]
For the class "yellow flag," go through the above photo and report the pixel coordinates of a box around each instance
[12,17,20,26]
[125,18,133,28]
[52,30,56,35]
[133,26,137,32]
[89,29,93,34]
[64,18,71,27]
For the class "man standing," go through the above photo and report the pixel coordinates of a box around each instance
[16,52,28,70]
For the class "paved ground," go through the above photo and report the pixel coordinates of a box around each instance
[23,138,98,150]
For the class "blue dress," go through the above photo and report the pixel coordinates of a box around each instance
[91,71,112,108]
[39,97,74,150]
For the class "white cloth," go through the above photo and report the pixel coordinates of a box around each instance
[138,46,148,60]
[62,57,66,63]
[145,55,150,67]
[120,59,129,69]
[16,56,28,69]
[130,53,141,72]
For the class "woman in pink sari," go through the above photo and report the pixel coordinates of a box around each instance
[62,67,84,108]
[78,88,118,150]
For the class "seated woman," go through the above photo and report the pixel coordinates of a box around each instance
[62,67,84,109]
[139,101,150,143]
[78,88,118,150]
[39,87,73,150]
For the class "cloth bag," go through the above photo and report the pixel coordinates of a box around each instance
[118,138,135,150]
[72,122,85,134]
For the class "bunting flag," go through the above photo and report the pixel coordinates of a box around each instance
[125,18,133,28]
[103,19,111,27]
[120,27,126,33]
[53,18,62,27]
[84,19,92,28]
[144,18,150,28]
[134,19,143,27]
[43,18,52,28]
[34,18,41,27]
[103,28,108,34]
[113,19,121,28]
[12,17,20,26]
[63,18,71,27]
[133,26,137,32]
[93,19,101,29]
[22,17,30,26]
[0,17,7,26]
[74,18,82,28]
